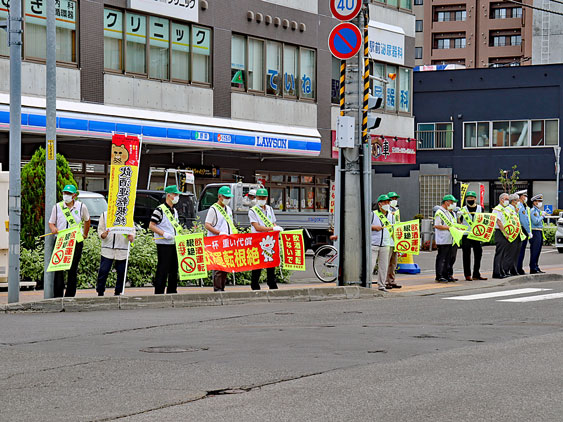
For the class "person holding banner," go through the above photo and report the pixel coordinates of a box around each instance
[96,211,135,296]
[248,188,283,290]
[371,194,398,291]
[149,185,183,294]
[204,186,237,292]
[434,195,457,283]
[529,194,546,274]
[386,192,401,286]
[48,184,91,297]
[458,191,487,281]
[492,193,511,279]
[517,190,532,275]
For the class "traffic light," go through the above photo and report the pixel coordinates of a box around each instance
[366,94,382,130]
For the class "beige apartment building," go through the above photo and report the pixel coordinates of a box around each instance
[414,0,533,68]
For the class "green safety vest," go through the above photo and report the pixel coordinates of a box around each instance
[59,201,84,243]
[251,206,274,228]
[158,204,183,236]
[375,210,393,237]
[212,203,238,234]
[393,208,401,223]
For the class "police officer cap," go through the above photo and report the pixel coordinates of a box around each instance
[377,194,390,203]
[466,191,477,197]
[516,189,527,196]
[442,194,457,202]
[531,194,543,202]
[256,188,268,197]
[388,191,400,199]
[218,186,233,197]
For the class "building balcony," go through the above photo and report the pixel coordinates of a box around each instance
[485,18,523,31]
[484,45,523,57]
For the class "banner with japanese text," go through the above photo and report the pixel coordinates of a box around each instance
[204,232,280,272]
[467,213,497,242]
[460,183,469,206]
[504,213,521,243]
[107,134,141,233]
[393,220,420,255]
[175,233,208,281]
[280,230,306,271]
[47,227,80,272]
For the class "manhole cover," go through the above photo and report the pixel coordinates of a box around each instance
[140,346,208,353]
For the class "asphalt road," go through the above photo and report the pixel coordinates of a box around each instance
[1,280,563,421]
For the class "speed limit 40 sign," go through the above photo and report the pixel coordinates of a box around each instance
[330,0,362,21]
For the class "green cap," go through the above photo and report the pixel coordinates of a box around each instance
[377,194,390,203]
[218,186,233,197]
[62,184,77,194]
[443,194,457,202]
[164,185,181,194]
[466,191,477,198]
[388,191,400,199]
[256,188,268,197]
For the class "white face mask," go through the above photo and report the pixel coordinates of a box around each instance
[390,200,398,208]
[447,203,455,211]
[63,194,73,204]
[502,200,509,207]
[257,199,267,207]
[222,197,231,206]
[171,195,179,205]
[249,198,256,206]
[537,202,543,208]
[381,204,390,212]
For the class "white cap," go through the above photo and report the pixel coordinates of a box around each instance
[516,189,527,196]
[248,189,257,196]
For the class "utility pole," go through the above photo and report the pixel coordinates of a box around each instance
[555,146,561,210]
[8,0,22,303]
[44,0,57,298]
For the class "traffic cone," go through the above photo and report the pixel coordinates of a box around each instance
[396,253,420,274]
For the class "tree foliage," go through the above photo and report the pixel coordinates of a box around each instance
[21,147,77,248]
[498,165,520,194]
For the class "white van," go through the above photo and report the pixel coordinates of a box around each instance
[78,191,108,228]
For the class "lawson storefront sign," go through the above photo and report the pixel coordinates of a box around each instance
[0,105,321,157]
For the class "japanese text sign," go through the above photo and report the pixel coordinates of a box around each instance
[107,134,141,233]
[128,0,198,24]
[204,232,280,273]
[393,220,420,255]
[280,230,306,271]
[504,213,521,243]
[467,213,497,243]
[25,0,77,29]
[47,227,79,272]
[368,23,405,66]
[175,233,208,280]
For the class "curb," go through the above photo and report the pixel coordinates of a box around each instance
[0,286,384,314]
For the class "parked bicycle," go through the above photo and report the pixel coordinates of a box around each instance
[313,244,338,283]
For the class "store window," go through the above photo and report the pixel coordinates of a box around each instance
[415,47,423,59]
[171,22,190,81]
[266,41,282,96]
[464,120,559,148]
[104,9,124,70]
[531,120,559,146]
[398,68,411,113]
[417,123,453,150]
[0,3,9,56]
[192,26,211,83]
[300,48,316,99]
[283,44,298,97]
[125,12,147,74]
[415,20,423,32]
[370,61,412,115]
[149,16,169,79]
[24,0,78,63]
[231,34,246,89]
[248,38,264,91]
[385,65,397,112]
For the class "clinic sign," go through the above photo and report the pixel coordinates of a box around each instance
[368,22,405,66]
[128,0,198,22]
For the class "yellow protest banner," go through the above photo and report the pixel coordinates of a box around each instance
[467,213,497,242]
[176,233,208,281]
[460,183,469,207]
[47,227,80,272]
[107,134,141,233]
[450,224,466,247]
[504,213,521,243]
[393,220,420,255]
[280,230,306,271]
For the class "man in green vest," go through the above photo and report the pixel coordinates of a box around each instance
[48,184,91,297]
[387,191,401,286]
[492,193,511,279]
[149,185,183,294]
[434,194,457,283]
[248,188,283,290]
[204,186,237,291]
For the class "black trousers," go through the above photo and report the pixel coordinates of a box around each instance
[97,256,127,295]
[461,236,483,278]
[435,244,452,280]
[54,241,83,298]
[507,238,522,275]
[212,270,228,292]
[154,244,178,294]
[449,245,458,277]
[517,238,528,273]
[251,267,278,290]
[493,229,510,277]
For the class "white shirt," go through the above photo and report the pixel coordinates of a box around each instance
[434,207,454,245]
[151,204,179,245]
[205,204,235,236]
[248,205,276,233]
[98,212,133,260]
[48,200,90,231]
[493,205,507,229]
[371,210,394,247]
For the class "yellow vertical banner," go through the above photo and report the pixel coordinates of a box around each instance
[47,227,80,272]
[460,183,469,207]
[176,233,208,281]
[107,134,141,233]
[280,230,306,271]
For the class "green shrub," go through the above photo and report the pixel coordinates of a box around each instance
[543,225,557,246]
[551,209,563,217]
[20,240,45,282]
[21,148,77,248]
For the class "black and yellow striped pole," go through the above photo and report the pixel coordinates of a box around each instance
[362,14,369,144]
[339,60,346,116]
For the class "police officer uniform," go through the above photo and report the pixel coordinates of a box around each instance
[517,190,532,275]
[529,194,545,273]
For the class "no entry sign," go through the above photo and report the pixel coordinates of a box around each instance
[330,0,362,21]
[328,22,362,60]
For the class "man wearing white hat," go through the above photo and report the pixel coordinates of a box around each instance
[529,194,546,274]
[516,189,532,275]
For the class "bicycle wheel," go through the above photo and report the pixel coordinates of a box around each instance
[313,245,338,283]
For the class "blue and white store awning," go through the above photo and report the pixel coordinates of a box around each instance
[0,94,321,157]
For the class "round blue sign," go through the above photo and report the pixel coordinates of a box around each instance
[328,22,362,60]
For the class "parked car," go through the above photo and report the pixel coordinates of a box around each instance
[556,212,563,253]
[78,191,107,229]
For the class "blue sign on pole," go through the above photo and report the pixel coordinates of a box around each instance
[328,22,362,60]
[544,204,553,215]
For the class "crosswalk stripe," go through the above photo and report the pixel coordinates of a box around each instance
[443,288,551,301]
[498,292,563,303]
